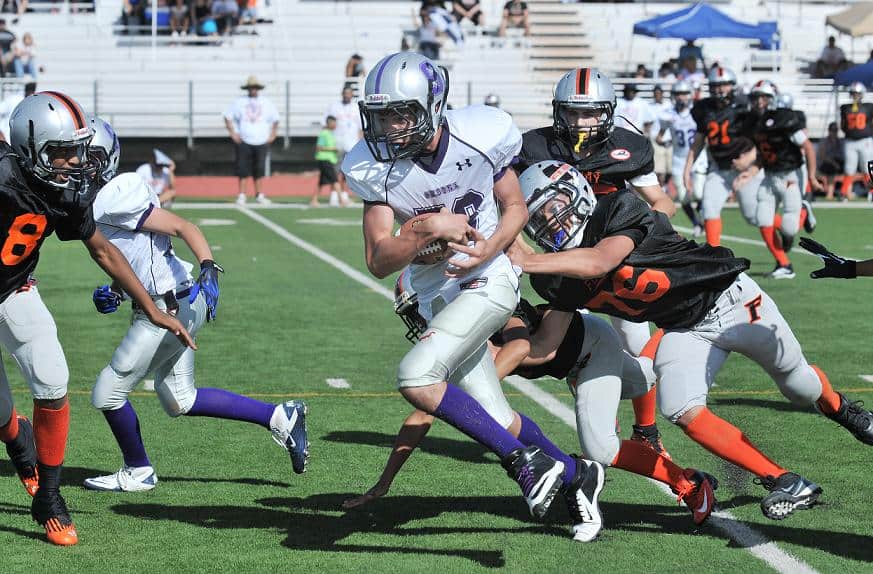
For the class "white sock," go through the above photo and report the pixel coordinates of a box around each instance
[329,191,340,205]
[340,191,349,203]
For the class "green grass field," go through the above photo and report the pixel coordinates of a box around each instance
[1,203,872,573]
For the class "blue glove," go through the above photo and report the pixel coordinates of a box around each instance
[189,259,224,321]
[93,285,122,314]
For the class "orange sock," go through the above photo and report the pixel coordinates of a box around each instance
[759,226,790,267]
[683,407,786,479]
[33,400,69,467]
[798,208,807,230]
[0,408,19,443]
[704,218,722,246]
[632,330,663,427]
[841,176,854,198]
[612,439,694,493]
[773,213,783,228]
[639,329,664,360]
[812,365,841,415]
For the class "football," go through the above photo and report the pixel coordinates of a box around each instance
[399,213,455,265]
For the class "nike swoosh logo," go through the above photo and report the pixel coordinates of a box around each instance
[696,490,709,514]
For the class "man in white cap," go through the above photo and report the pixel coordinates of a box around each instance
[223,76,279,205]
[136,148,176,207]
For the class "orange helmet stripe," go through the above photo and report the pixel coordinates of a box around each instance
[39,91,86,131]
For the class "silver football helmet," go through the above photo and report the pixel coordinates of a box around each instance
[484,93,500,108]
[552,67,616,151]
[88,115,120,185]
[850,81,866,100]
[775,92,794,110]
[359,52,449,162]
[9,91,95,192]
[394,269,427,343]
[707,66,737,105]
[750,79,777,111]
[519,160,596,252]
[671,80,692,111]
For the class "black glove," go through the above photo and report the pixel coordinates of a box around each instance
[799,237,857,279]
[189,259,224,320]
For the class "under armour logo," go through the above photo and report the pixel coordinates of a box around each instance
[456,159,472,171]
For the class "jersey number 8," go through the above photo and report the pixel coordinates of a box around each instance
[1,214,47,266]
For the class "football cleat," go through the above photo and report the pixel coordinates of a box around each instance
[83,465,158,492]
[271,400,309,474]
[31,489,78,546]
[562,456,605,542]
[802,199,816,233]
[502,445,564,519]
[768,265,796,280]
[630,423,671,460]
[823,394,873,445]
[4,416,39,497]
[758,472,822,520]
[677,469,718,525]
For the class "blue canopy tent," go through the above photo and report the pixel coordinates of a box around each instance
[835,61,873,87]
[631,3,779,71]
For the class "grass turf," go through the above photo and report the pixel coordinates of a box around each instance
[0,205,871,572]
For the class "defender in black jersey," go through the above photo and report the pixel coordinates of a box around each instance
[512,160,873,521]
[0,92,193,546]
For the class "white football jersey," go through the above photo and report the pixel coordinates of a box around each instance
[93,173,193,298]
[663,106,708,174]
[342,104,521,319]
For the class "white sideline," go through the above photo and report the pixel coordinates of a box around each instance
[326,378,351,389]
[237,205,820,574]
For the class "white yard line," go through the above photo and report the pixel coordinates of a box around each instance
[239,208,820,574]
[858,375,873,384]
[326,378,351,389]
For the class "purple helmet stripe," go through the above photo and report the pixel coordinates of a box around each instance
[374,54,397,94]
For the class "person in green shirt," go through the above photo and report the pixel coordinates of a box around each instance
[311,116,350,207]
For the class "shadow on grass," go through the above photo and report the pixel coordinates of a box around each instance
[709,397,816,414]
[321,430,495,464]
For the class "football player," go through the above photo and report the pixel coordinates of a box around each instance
[839,82,873,200]
[345,269,717,540]
[683,67,759,246]
[514,67,673,459]
[0,92,192,545]
[509,161,873,520]
[341,52,603,521]
[745,81,821,279]
[83,117,309,492]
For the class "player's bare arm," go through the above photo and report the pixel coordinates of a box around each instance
[509,235,635,280]
[525,309,573,365]
[84,228,196,349]
[492,315,531,376]
[683,132,706,193]
[800,138,824,193]
[446,169,529,276]
[633,183,675,217]
[362,203,471,278]
[139,207,214,263]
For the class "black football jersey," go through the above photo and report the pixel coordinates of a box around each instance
[752,109,804,172]
[840,102,873,140]
[691,97,750,170]
[517,126,655,196]
[531,191,749,329]
[0,144,96,302]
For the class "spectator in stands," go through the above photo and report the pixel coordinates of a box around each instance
[212,0,239,36]
[223,75,279,205]
[657,62,676,83]
[122,0,146,34]
[170,0,190,36]
[634,64,651,79]
[345,53,365,80]
[421,0,447,11]
[325,86,361,198]
[818,122,846,200]
[677,56,704,85]
[418,10,442,60]
[12,32,37,78]
[311,115,347,207]
[649,84,672,187]
[0,19,14,76]
[193,0,218,37]
[238,0,257,25]
[137,149,177,207]
[816,36,849,78]
[678,39,704,69]
[0,79,32,143]
[1,0,27,15]
[614,83,655,134]
[453,0,483,28]
[499,0,529,37]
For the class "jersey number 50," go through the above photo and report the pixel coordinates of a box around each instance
[1,214,47,266]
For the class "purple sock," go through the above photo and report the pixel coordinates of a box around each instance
[186,388,274,428]
[517,413,577,487]
[103,401,151,468]
[432,384,524,459]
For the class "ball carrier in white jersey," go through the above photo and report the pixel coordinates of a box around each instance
[342,52,604,525]
[83,117,310,492]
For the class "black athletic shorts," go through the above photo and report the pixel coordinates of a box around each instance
[236,141,268,179]
[318,160,338,185]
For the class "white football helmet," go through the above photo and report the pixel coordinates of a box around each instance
[484,93,500,108]
[519,160,596,252]
[671,80,692,111]
[750,80,778,111]
[359,52,449,162]
[88,115,120,184]
[394,269,427,343]
[707,66,737,105]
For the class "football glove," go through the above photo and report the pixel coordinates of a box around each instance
[93,285,122,314]
[189,259,224,321]
[799,237,857,279]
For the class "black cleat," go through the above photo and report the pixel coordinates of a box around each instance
[824,394,873,445]
[562,456,605,542]
[758,472,822,520]
[502,445,564,520]
[31,487,78,545]
[4,416,38,497]
[630,423,671,459]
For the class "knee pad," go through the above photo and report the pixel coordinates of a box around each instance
[91,366,131,411]
[658,393,707,424]
[582,433,621,466]
[773,364,822,406]
[156,383,196,417]
[397,334,450,389]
